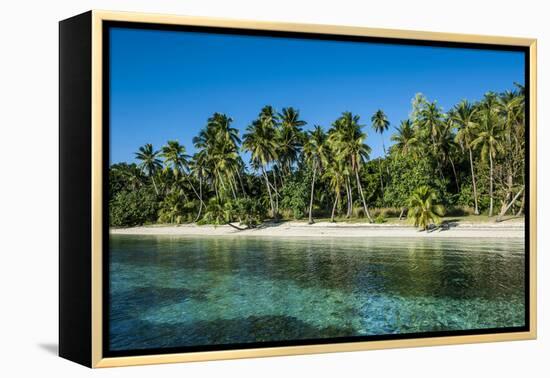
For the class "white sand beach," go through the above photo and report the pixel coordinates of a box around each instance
[111,220,525,238]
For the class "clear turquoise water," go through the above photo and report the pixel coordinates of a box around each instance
[109,235,525,351]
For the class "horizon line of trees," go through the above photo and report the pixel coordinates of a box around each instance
[109,84,526,230]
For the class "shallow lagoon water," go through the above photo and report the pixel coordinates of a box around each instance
[109,235,525,351]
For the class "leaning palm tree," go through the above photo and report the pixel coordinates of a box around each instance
[407,186,445,231]
[135,143,162,195]
[303,125,329,224]
[470,104,503,217]
[452,100,480,214]
[243,108,278,217]
[371,109,390,196]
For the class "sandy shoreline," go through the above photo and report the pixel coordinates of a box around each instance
[111,220,525,238]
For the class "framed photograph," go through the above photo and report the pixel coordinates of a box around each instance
[59,10,537,368]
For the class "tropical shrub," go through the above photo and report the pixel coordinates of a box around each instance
[201,198,230,226]
[374,213,386,224]
[227,198,267,228]
[109,187,158,227]
[157,193,196,224]
[280,171,310,220]
[384,155,449,208]
[407,186,445,230]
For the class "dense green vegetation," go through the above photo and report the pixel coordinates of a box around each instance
[109,85,525,229]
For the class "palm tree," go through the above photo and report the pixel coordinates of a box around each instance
[371,109,390,155]
[112,163,144,192]
[436,120,461,191]
[371,109,390,195]
[407,186,445,231]
[162,140,189,176]
[190,152,210,221]
[203,198,233,227]
[161,140,203,208]
[261,106,282,212]
[417,101,444,149]
[329,116,352,218]
[135,143,162,195]
[452,100,480,214]
[470,103,503,217]
[329,112,373,222]
[243,107,278,217]
[303,126,329,224]
[324,159,346,222]
[391,120,418,156]
[499,90,525,216]
[277,107,306,177]
[193,113,245,201]
[480,92,500,113]
[417,101,447,180]
[210,112,241,146]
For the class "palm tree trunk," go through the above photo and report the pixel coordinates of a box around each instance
[218,174,227,194]
[399,207,406,220]
[468,148,479,215]
[355,169,373,223]
[377,158,385,199]
[499,173,514,217]
[186,175,205,207]
[345,177,352,218]
[382,137,390,176]
[230,178,237,200]
[331,192,340,222]
[226,222,247,231]
[271,169,279,214]
[236,170,247,196]
[214,182,219,201]
[438,163,445,181]
[516,190,525,216]
[496,188,524,222]
[308,163,317,224]
[489,152,494,217]
[449,156,460,192]
[151,176,159,196]
[287,161,292,178]
[194,176,203,222]
[262,166,275,217]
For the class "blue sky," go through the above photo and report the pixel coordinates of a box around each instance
[109,27,525,165]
